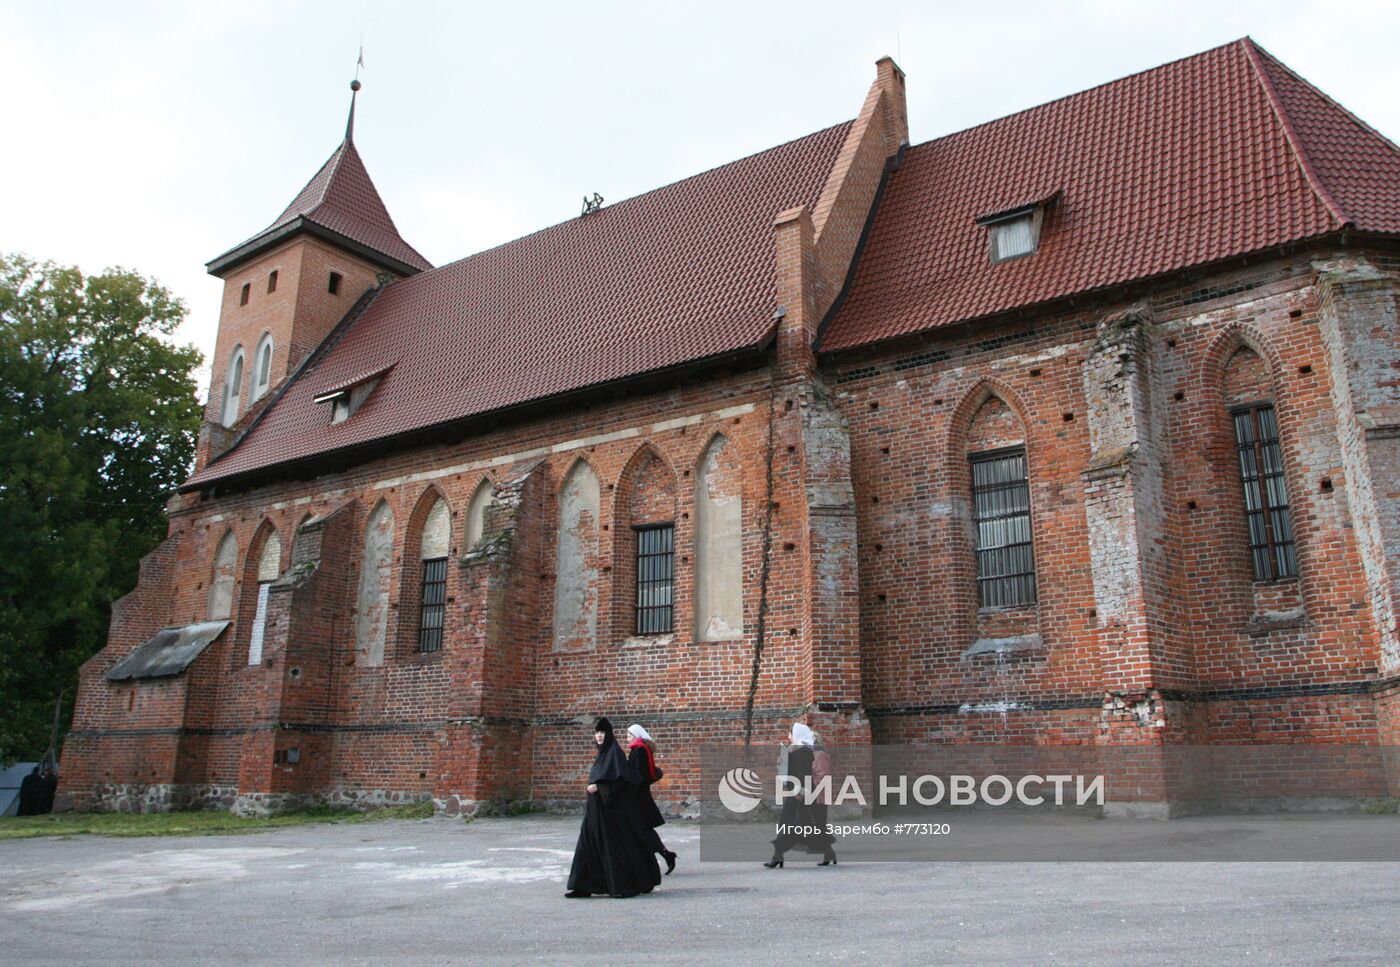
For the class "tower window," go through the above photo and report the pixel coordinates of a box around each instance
[267,270,278,293]
[417,557,448,653]
[252,334,274,400]
[634,523,675,635]
[970,447,1036,608]
[1232,403,1297,581]
[222,347,245,427]
[328,272,342,295]
[239,282,251,306]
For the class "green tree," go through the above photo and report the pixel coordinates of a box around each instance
[0,254,203,764]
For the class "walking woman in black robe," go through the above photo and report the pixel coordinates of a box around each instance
[765,722,837,867]
[566,717,662,898]
[626,723,678,874]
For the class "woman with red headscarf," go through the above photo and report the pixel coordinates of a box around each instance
[626,723,677,874]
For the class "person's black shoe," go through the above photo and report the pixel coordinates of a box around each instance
[762,855,784,869]
[662,850,677,874]
[565,890,592,898]
[819,847,837,866]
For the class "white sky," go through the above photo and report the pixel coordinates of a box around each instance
[5,1,1400,396]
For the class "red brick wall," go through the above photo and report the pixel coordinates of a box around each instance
[64,248,1400,814]
[199,237,391,470]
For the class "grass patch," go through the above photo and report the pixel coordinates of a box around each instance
[0,800,435,840]
[1361,798,1399,816]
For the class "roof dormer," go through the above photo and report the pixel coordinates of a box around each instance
[976,191,1060,263]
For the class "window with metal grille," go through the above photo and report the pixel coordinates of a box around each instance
[634,524,675,635]
[970,447,1036,608]
[418,557,448,652]
[1231,403,1297,581]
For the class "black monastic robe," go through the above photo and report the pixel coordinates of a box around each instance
[567,736,662,897]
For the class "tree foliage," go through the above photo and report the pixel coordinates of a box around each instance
[0,254,203,764]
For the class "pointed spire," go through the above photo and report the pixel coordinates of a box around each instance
[346,79,361,144]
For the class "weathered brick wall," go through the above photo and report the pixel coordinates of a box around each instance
[58,533,188,810]
[834,247,1392,749]
[64,245,1400,814]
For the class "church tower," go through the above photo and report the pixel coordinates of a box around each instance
[196,81,431,470]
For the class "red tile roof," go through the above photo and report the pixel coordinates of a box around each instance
[188,121,852,488]
[207,139,432,276]
[819,39,1400,352]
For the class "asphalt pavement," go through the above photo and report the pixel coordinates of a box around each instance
[2,814,1397,965]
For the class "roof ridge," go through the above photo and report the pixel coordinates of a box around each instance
[904,37,1250,153]
[1246,38,1400,176]
[1240,37,1350,229]
[416,119,856,280]
[276,139,348,222]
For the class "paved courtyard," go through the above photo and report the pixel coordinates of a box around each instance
[2,815,1398,965]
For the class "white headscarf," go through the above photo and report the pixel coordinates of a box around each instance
[627,724,652,743]
[790,722,815,746]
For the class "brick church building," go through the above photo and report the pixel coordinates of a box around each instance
[59,39,1400,814]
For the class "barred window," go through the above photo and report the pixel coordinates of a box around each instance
[1232,403,1297,581]
[970,447,1036,608]
[635,524,674,635]
[418,557,448,652]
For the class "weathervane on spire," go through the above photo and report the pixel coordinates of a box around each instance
[346,38,365,143]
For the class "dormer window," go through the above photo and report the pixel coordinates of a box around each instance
[976,192,1059,263]
[314,367,391,424]
[989,213,1036,260]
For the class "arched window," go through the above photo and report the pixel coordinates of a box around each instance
[207,531,238,620]
[615,448,677,636]
[252,334,274,401]
[695,434,743,639]
[965,395,1035,608]
[247,530,282,665]
[355,501,395,665]
[465,479,493,548]
[1223,347,1297,581]
[417,499,451,652]
[554,461,600,650]
[221,347,244,427]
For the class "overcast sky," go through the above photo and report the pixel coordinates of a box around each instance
[5,1,1400,394]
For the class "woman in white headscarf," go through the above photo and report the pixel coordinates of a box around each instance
[626,723,677,874]
[764,721,837,868]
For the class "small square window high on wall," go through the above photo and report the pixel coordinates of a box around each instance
[328,272,342,295]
